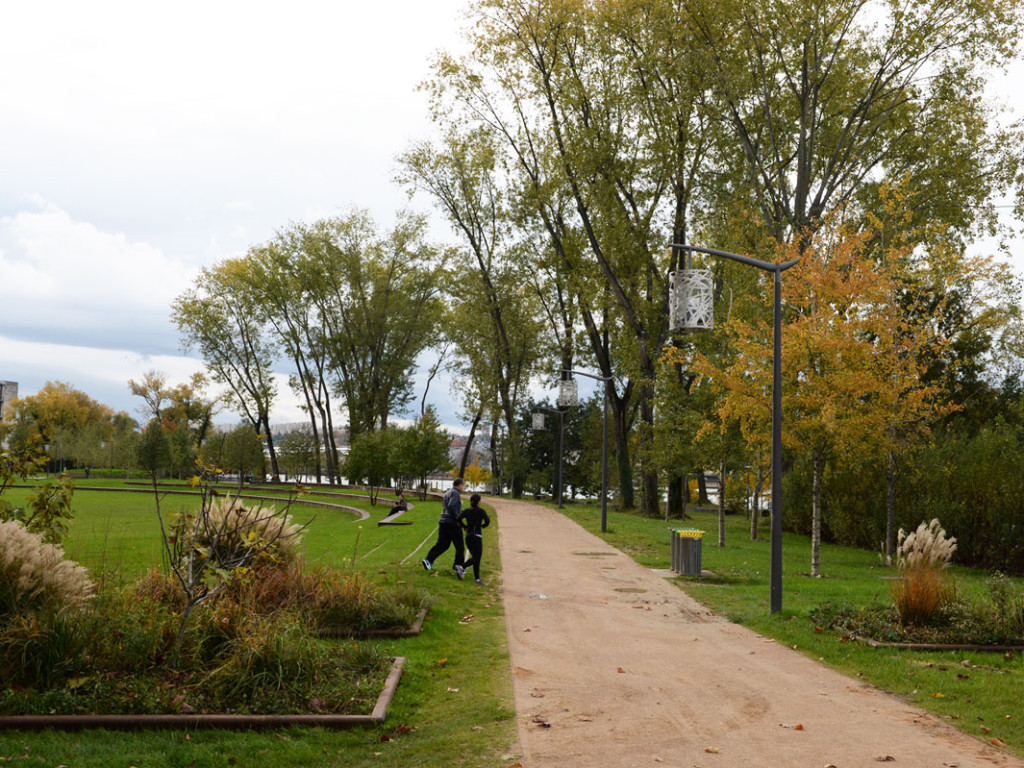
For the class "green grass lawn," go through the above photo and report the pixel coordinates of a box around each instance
[556,500,1024,757]
[0,482,520,768]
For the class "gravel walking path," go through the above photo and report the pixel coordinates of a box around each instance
[493,497,1023,768]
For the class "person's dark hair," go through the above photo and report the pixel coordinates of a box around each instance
[453,478,465,487]
[470,493,481,505]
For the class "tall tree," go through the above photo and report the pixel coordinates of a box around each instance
[245,239,339,483]
[172,258,282,480]
[300,210,446,437]
[417,0,714,513]
[687,0,1024,248]
[400,128,547,495]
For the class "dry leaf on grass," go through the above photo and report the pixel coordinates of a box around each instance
[991,738,1007,747]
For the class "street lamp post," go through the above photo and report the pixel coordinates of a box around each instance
[535,406,567,507]
[562,368,613,532]
[669,243,798,616]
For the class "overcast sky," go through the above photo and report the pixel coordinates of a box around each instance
[1,2,1022,433]
[0,0,481,429]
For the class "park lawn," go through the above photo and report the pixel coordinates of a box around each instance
[0,484,519,768]
[2,484,435,581]
[556,501,1024,758]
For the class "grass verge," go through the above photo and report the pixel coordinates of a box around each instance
[555,501,1024,757]
[0,485,519,767]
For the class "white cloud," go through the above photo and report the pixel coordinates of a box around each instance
[0,197,197,353]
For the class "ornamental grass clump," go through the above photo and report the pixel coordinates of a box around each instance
[0,519,94,619]
[892,518,956,626]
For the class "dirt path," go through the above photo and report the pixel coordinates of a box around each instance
[493,497,1023,768]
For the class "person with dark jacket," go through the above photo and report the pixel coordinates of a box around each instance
[422,478,467,578]
[458,493,490,584]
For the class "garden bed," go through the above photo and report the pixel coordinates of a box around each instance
[0,657,405,730]
[318,606,428,638]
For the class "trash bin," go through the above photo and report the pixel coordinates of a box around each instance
[671,528,704,576]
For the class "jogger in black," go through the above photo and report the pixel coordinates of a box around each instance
[422,478,466,578]
[458,493,490,584]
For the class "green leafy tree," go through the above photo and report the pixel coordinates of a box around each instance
[172,258,281,480]
[275,429,322,482]
[342,429,398,504]
[299,210,446,438]
[0,446,75,544]
[688,0,1024,249]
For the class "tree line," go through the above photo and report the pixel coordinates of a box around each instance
[5,0,1024,574]
[173,0,1024,572]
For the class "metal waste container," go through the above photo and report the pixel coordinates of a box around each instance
[670,528,704,576]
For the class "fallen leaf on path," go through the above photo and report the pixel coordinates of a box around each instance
[780,723,804,730]
[704,747,720,753]
[874,756,895,762]
[530,692,545,698]
[617,667,627,673]
[531,716,551,729]
[991,738,1007,747]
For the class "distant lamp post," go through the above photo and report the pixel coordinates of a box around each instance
[534,406,567,507]
[669,243,798,616]
[563,368,613,532]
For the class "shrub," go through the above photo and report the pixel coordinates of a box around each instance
[0,519,94,619]
[308,567,428,632]
[0,609,87,687]
[175,495,305,573]
[891,519,956,625]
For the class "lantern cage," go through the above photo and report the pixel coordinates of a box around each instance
[532,412,546,430]
[669,268,714,332]
[557,377,579,407]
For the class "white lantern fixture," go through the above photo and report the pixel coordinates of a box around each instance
[532,412,546,430]
[557,376,579,408]
[669,268,714,332]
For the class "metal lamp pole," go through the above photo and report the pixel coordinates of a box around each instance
[563,368,613,532]
[670,243,798,615]
[539,406,566,507]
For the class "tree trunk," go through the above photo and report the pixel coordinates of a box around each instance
[885,448,897,566]
[460,411,482,479]
[612,404,633,510]
[718,459,727,548]
[750,478,761,541]
[667,474,684,519]
[262,415,281,482]
[811,452,824,578]
[698,474,709,505]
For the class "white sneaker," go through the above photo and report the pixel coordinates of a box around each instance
[454,565,466,580]
[475,578,484,585]
[421,559,432,571]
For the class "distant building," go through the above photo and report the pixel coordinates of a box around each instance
[0,380,17,418]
